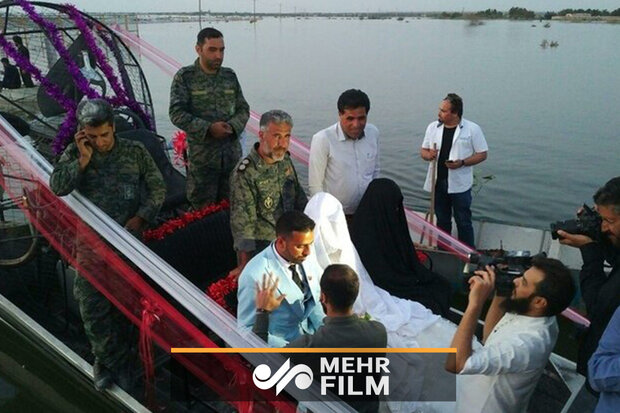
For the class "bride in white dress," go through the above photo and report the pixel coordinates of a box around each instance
[304,192,468,412]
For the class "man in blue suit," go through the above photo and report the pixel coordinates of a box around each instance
[237,211,325,347]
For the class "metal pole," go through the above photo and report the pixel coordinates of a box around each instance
[198,0,202,29]
[429,142,437,226]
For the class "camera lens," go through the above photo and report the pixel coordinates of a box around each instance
[468,253,480,264]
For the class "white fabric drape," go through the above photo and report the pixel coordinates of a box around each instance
[305,193,466,412]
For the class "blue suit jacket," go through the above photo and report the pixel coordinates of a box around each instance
[237,243,325,347]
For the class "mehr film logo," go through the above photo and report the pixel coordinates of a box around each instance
[252,356,390,396]
[172,347,456,401]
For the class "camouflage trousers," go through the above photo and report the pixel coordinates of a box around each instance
[73,275,135,372]
[187,164,234,209]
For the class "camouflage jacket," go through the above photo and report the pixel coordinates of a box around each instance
[169,60,250,169]
[49,137,166,225]
[230,143,308,252]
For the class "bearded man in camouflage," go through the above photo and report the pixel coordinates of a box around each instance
[169,27,250,209]
[50,99,165,391]
[229,110,308,278]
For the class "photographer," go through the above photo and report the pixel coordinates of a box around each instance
[445,257,575,413]
[557,177,620,384]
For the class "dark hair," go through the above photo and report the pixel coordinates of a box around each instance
[76,99,114,128]
[197,27,223,45]
[593,177,620,215]
[320,264,359,312]
[12,36,22,45]
[444,93,463,118]
[531,256,576,316]
[0,58,9,64]
[275,211,315,237]
[337,89,370,114]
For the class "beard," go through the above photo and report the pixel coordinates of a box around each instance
[604,231,620,249]
[500,295,533,315]
[265,148,286,162]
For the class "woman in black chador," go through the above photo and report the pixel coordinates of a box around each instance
[351,178,452,316]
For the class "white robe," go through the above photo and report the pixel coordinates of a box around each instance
[304,192,464,412]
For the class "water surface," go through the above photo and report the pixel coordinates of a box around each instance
[138,17,619,229]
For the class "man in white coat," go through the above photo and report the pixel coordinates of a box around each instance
[420,93,488,247]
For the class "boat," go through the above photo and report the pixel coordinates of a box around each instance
[0,2,593,412]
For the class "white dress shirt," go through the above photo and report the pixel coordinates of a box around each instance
[457,313,558,413]
[309,122,380,214]
[421,118,488,194]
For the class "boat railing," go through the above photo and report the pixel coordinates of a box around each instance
[0,115,354,412]
[112,25,591,331]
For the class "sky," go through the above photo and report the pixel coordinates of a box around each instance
[44,1,620,14]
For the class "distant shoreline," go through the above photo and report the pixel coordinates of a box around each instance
[94,12,620,25]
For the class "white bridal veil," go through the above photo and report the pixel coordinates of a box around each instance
[304,192,464,412]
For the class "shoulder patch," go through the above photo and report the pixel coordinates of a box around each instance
[237,157,251,172]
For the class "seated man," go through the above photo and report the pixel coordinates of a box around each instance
[254,263,387,413]
[253,263,387,348]
[0,57,21,90]
[237,211,324,347]
[445,257,576,413]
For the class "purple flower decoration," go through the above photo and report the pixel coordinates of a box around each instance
[0,0,154,153]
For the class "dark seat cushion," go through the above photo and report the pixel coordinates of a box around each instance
[145,209,236,288]
[116,129,187,211]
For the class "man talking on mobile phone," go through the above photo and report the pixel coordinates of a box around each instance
[420,93,488,247]
[50,98,165,391]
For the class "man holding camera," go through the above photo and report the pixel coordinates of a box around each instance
[445,257,575,413]
[557,177,620,385]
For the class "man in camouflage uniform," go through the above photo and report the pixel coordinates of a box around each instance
[50,99,165,391]
[169,27,249,209]
[229,110,308,277]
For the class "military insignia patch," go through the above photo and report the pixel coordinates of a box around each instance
[264,196,274,209]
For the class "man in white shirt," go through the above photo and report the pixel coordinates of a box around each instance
[445,256,576,413]
[420,93,488,247]
[309,89,379,216]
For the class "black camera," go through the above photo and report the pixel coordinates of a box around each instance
[464,250,541,297]
[550,204,602,241]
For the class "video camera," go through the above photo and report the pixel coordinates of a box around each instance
[464,250,543,297]
[550,204,602,241]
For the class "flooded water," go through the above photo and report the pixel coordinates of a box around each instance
[137,17,619,229]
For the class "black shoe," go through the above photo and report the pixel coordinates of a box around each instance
[93,361,114,391]
[115,366,135,392]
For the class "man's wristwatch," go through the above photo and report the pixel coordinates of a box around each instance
[460,159,466,167]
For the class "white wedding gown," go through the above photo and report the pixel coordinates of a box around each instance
[304,193,471,412]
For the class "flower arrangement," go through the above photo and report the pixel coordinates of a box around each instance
[206,274,238,315]
[142,199,229,242]
[171,130,188,167]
